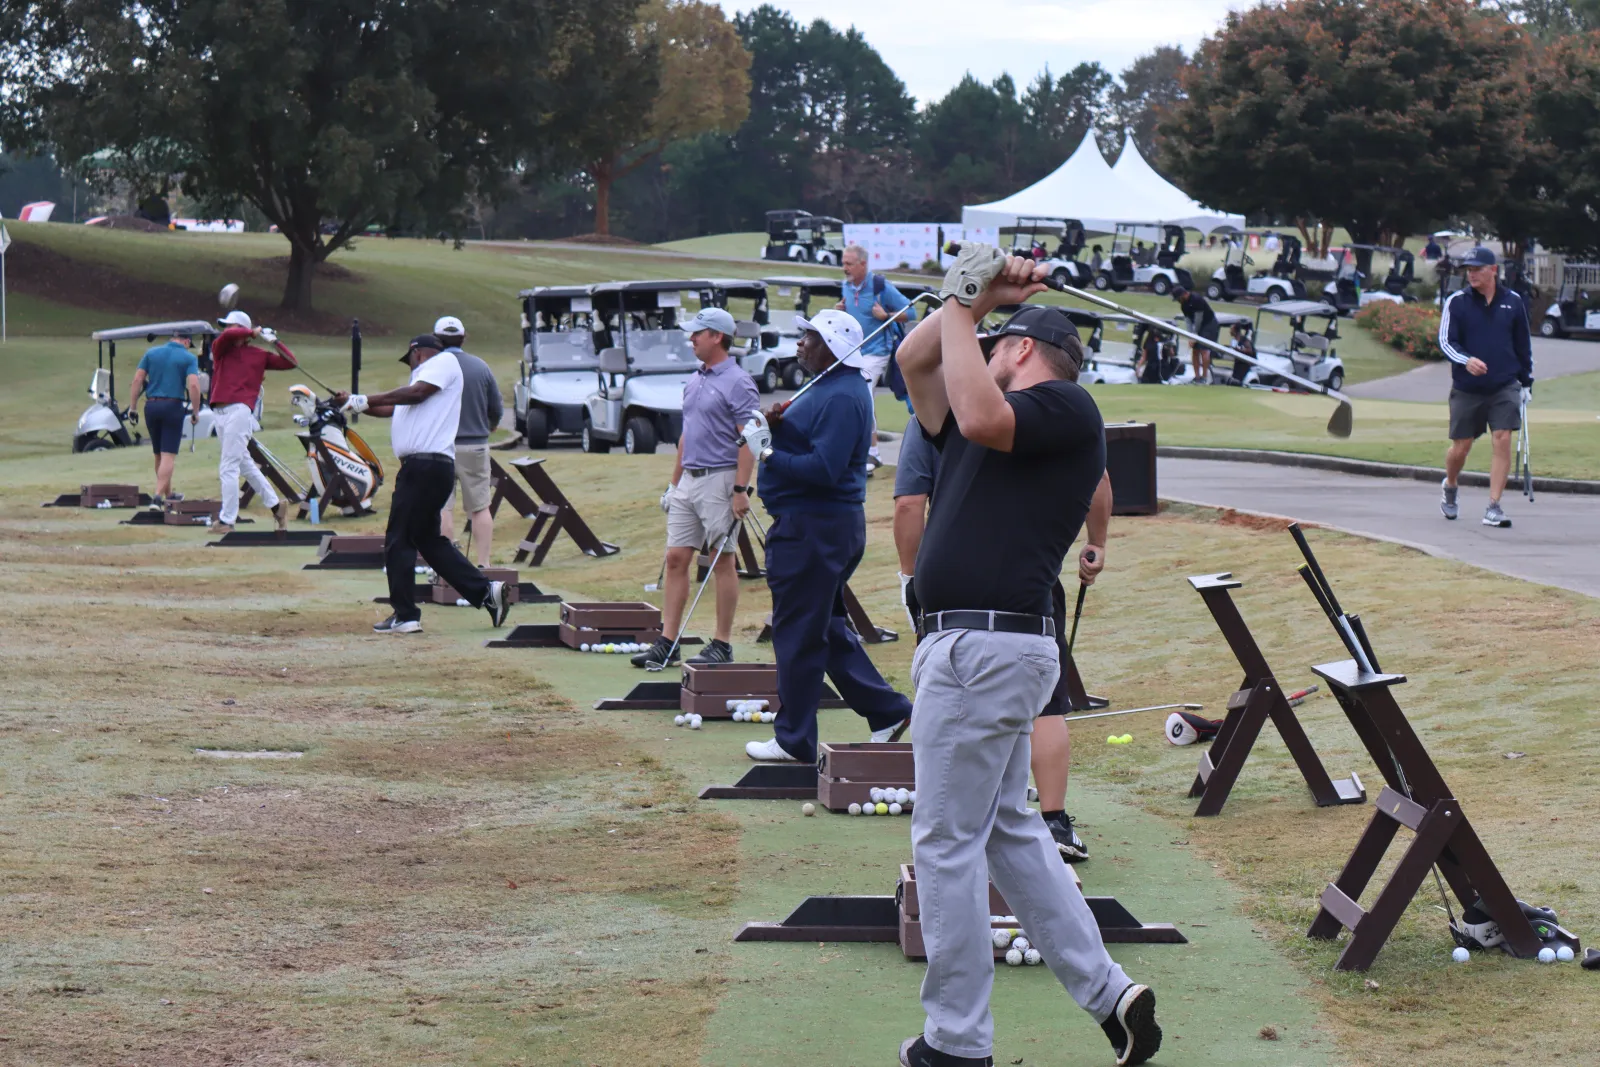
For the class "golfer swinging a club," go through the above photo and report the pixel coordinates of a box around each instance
[894,246,1161,1067]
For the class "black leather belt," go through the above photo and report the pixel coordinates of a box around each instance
[401,451,453,464]
[918,610,1055,638]
[146,396,185,402]
[686,465,737,478]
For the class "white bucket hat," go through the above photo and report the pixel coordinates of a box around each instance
[793,309,865,367]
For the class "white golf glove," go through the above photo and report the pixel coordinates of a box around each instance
[739,412,774,460]
[341,394,369,414]
[940,242,1007,306]
[259,327,278,345]
[899,572,918,632]
[1520,384,1533,406]
[660,483,675,514]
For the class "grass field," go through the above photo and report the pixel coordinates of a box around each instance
[4,421,1600,1065]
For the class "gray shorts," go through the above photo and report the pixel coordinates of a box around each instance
[1448,382,1521,440]
[667,467,737,548]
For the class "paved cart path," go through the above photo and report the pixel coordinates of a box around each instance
[1160,457,1600,598]
[1347,336,1600,402]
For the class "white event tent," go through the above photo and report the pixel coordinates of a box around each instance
[961,130,1244,237]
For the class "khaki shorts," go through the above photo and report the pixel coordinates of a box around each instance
[858,353,890,388]
[667,468,737,549]
[445,443,493,513]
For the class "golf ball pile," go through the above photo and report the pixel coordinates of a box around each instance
[847,787,916,816]
[95,500,113,509]
[991,928,1044,966]
[578,642,649,654]
[727,699,776,723]
[1106,733,1134,745]
[672,713,704,730]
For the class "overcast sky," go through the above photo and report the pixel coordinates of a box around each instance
[730,0,1262,105]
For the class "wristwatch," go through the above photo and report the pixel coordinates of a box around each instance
[733,485,751,495]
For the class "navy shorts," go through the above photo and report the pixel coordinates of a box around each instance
[145,398,187,454]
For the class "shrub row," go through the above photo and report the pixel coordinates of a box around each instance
[1356,300,1442,361]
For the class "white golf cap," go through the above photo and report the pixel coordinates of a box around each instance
[679,306,737,337]
[434,314,465,337]
[794,309,865,367]
[219,310,252,329]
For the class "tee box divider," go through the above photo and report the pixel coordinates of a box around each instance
[488,457,619,565]
[304,534,386,569]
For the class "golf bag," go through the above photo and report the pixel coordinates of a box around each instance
[288,385,384,516]
[1451,897,1576,953]
[1165,710,1223,746]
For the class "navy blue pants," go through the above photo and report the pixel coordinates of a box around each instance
[144,398,187,454]
[765,509,913,763]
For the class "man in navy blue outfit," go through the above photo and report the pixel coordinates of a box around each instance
[746,309,913,763]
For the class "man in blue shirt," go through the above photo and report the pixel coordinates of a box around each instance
[746,309,913,763]
[128,328,203,506]
[1437,247,1534,528]
[837,244,914,473]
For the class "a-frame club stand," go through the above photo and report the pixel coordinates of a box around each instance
[1287,525,1552,970]
[1184,572,1365,817]
[487,457,619,565]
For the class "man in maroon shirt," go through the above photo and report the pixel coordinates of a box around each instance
[211,310,297,532]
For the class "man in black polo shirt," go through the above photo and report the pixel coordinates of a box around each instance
[893,245,1161,1067]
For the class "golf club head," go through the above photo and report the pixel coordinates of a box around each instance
[219,283,240,309]
[643,583,659,592]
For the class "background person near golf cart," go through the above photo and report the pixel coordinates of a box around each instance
[432,315,503,569]
[836,244,915,473]
[211,310,296,533]
[1438,247,1534,529]
[334,336,512,634]
[633,306,760,670]
[1170,286,1220,383]
[744,308,912,764]
[128,327,203,506]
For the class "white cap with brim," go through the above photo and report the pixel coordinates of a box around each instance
[794,309,865,367]
[434,314,465,338]
[679,306,738,337]
[219,310,252,329]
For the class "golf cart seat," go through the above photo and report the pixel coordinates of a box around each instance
[89,367,112,401]
[599,347,628,381]
[733,320,761,341]
[1293,331,1330,354]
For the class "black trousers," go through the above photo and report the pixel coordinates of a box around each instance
[385,455,490,622]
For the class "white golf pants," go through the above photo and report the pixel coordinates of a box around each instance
[217,402,278,524]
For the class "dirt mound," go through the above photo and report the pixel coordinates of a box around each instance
[4,239,370,336]
[556,232,643,246]
[85,215,169,233]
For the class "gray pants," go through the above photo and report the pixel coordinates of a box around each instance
[910,627,1129,1058]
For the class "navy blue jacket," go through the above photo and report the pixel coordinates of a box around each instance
[1438,283,1533,395]
[758,364,871,514]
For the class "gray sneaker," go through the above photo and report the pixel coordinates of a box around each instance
[1483,501,1511,528]
[1440,480,1459,520]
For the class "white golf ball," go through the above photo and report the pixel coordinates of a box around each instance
[801,802,815,816]
[909,791,917,804]
[1539,947,1556,963]
[673,714,685,726]
[1451,946,1470,963]
[1004,948,1024,967]
[992,929,1012,949]
[888,802,903,816]
[861,802,875,815]
[726,699,740,711]
[1012,936,1031,953]
[689,715,702,730]
[731,710,743,722]
[869,787,884,803]
[1024,948,1042,966]
[752,699,769,711]
[896,788,911,805]
[848,803,862,815]
[1558,945,1575,962]
[580,643,590,652]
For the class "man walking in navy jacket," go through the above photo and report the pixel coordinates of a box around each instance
[1437,247,1534,527]
[746,309,912,763]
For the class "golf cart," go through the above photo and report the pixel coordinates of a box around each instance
[762,210,845,266]
[581,280,705,454]
[760,276,839,390]
[76,321,219,452]
[1006,217,1096,287]
[696,279,783,392]
[1242,300,1345,392]
[1539,262,1600,338]
[515,285,601,448]
[1205,235,1307,304]
[1326,253,1364,316]
[1344,245,1411,307]
[1094,224,1194,295]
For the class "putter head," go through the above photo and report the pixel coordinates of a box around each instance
[643,583,659,592]
[1327,399,1354,438]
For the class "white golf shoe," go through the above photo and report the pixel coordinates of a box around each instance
[745,737,798,762]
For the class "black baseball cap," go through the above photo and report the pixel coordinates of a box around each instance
[400,333,443,363]
[978,305,1082,363]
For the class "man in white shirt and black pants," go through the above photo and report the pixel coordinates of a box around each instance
[334,334,511,634]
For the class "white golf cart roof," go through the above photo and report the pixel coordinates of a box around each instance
[762,275,840,291]
[1213,311,1254,327]
[1257,300,1338,319]
[91,320,218,342]
[518,285,593,299]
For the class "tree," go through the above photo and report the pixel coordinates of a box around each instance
[580,0,751,236]
[1160,0,1530,274]
[916,75,1029,218]
[1023,63,1115,167]
[2,0,635,311]
[1110,46,1188,162]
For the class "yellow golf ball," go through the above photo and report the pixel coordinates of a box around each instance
[1107,734,1119,744]
[1119,733,1133,743]
[875,802,889,814]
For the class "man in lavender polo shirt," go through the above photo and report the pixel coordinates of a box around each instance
[632,306,762,669]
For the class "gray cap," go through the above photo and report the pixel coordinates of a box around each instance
[679,306,737,337]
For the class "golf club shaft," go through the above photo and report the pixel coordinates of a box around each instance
[654,523,739,669]
[776,291,944,412]
[1066,580,1087,658]
[1066,702,1203,723]
[1289,522,1344,615]
[942,243,1355,432]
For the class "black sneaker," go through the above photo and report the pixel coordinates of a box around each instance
[899,1035,992,1067]
[1101,984,1161,1067]
[1047,813,1089,863]
[482,580,511,627]
[688,638,733,665]
[630,636,679,669]
[373,614,422,634]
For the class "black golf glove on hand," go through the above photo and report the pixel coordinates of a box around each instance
[128,410,139,425]
[940,242,1007,306]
